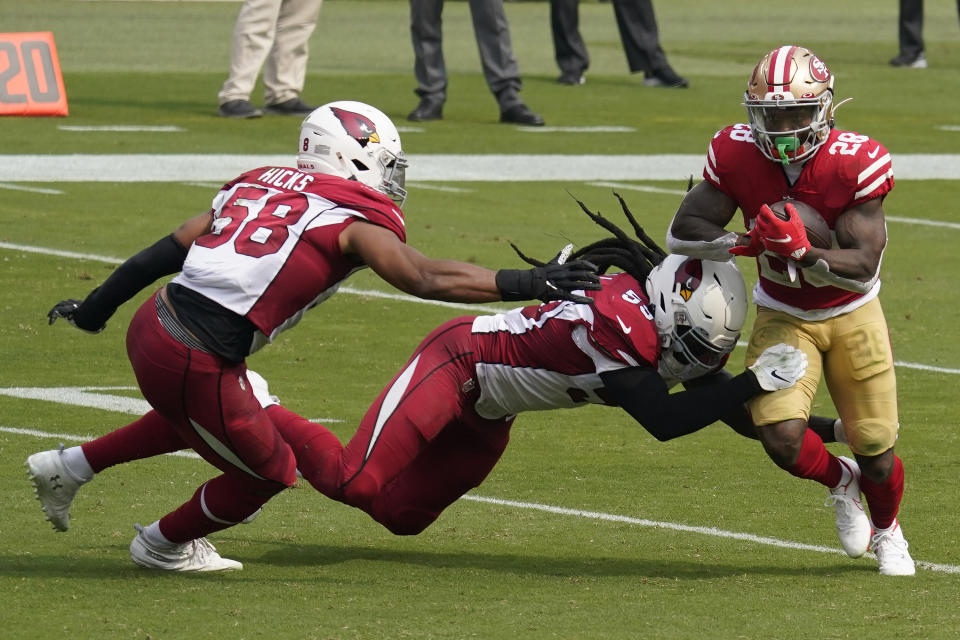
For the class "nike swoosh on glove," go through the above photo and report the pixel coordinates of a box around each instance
[756,203,812,260]
[749,343,808,391]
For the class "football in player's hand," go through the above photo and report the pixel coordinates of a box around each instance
[769,199,831,249]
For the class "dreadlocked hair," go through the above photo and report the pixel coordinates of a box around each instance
[509,192,668,285]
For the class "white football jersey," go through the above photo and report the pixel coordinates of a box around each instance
[470,272,661,419]
[171,167,406,353]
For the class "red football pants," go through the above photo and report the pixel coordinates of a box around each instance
[304,317,514,535]
[124,293,297,537]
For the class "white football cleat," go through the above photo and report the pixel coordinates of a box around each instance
[246,370,279,408]
[824,456,871,558]
[871,521,916,576]
[26,447,83,532]
[130,524,242,572]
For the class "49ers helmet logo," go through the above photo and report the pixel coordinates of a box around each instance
[809,55,830,82]
[675,258,703,302]
[330,106,381,147]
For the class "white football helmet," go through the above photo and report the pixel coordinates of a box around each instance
[297,100,408,206]
[645,255,747,383]
[743,45,835,166]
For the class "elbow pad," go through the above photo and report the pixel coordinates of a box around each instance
[803,258,879,294]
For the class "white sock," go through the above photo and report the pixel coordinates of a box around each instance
[833,457,854,490]
[872,519,899,535]
[60,446,94,483]
[833,419,848,445]
[141,520,176,548]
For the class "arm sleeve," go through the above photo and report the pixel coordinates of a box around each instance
[681,369,758,440]
[802,257,881,294]
[665,225,739,261]
[71,234,189,331]
[599,365,763,442]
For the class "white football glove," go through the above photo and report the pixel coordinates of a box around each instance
[749,343,808,391]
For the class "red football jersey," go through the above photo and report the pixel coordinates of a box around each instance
[172,167,405,351]
[470,272,660,418]
[704,125,893,311]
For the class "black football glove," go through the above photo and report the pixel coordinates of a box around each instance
[496,243,601,304]
[47,299,105,334]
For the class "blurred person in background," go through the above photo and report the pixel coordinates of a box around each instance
[550,0,687,87]
[217,0,322,118]
[408,0,545,125]
[889,0,960,68]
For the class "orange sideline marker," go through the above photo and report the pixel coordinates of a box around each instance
[0,32,68,116]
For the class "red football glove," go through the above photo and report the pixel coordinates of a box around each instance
[728,226,764,257]
[756,203,811,260]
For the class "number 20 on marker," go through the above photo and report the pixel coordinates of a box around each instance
[0,32,68,117]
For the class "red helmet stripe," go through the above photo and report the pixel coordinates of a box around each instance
[768,45,797,89]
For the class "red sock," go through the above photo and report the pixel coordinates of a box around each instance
[266,405,342,483]
[786,428,843,488]
[82,410,187,473]
[158,473,281,543]
[860,455,904,530]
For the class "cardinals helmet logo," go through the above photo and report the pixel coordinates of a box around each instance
[675,258,703,302]
[330,106,381,147]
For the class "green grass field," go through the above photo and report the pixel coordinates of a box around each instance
[2,1,960,638]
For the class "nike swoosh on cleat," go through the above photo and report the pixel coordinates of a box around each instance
[615,315,632,334]
[867,146,880,159]
[766,235,792,244]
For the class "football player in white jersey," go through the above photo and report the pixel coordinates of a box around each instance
[667,46,913,575]
[28,101,601,572]
[253,197,817,538]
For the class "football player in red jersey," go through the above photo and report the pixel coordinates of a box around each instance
[27,101,601,572]
[251,200,813,537]
[667,46,914,575]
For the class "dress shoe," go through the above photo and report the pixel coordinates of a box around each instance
[265,97,315,115]
[557,71,586,85]
[217,99,263,119]
[407,97,444,122]
[889,52,927,68]
[499,103,544,126]
[642,66,689,88]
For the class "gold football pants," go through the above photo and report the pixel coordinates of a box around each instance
[744,297,899,456]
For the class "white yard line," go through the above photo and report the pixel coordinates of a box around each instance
[517,126,636,133]
[587,181,689,196]
[58,125,185,132]
[886,215,960,231]
[0,386,344,423]
[3,422,957,575]
[407,182,475,194]
[1,153,959,181]
[0,183,64,195]
[461,495,960,575]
